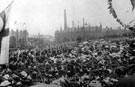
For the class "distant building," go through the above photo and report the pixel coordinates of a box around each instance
[10,29,28,48]
[55,10,133,43]
[27,34,54,48]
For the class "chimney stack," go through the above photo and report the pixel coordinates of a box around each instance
[72,20,74,29]
[64,9,67,30]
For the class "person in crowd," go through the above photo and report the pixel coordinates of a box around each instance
[0,38,135,87]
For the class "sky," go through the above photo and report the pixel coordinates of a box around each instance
[3,0,135,36]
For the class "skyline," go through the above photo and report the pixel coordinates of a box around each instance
[6,0,135,36]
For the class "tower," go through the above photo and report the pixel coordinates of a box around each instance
[83,18,85,27]
[99,22,102,31]
[64,9,67,30]
[72,20,74,29]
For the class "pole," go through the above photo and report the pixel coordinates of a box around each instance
[35,55,44,82]
[83,18,85,40]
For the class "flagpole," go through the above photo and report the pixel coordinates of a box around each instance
[6,1,14,9]
[1,1,14,14]
[34,54,44,82]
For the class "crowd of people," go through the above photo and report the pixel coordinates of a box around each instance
[0,38,135,87]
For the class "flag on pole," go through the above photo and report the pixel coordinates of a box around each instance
[130,0,135,11]
[0,1,13,64]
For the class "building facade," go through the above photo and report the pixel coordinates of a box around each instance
[55,10,133,43]
[10,29,28,48]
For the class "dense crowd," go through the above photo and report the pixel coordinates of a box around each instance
[0,38,135,87]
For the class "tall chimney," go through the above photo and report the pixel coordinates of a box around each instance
[64,9,67,30]
[72,20,74,29]
[83,18,85,27]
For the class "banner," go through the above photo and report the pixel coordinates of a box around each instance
[0,1,13,64]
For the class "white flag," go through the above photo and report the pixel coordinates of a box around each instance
[0,1,13,64]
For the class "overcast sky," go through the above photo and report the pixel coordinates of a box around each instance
[7,0,135,36]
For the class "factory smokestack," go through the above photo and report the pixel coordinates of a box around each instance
[64,9,67,30]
